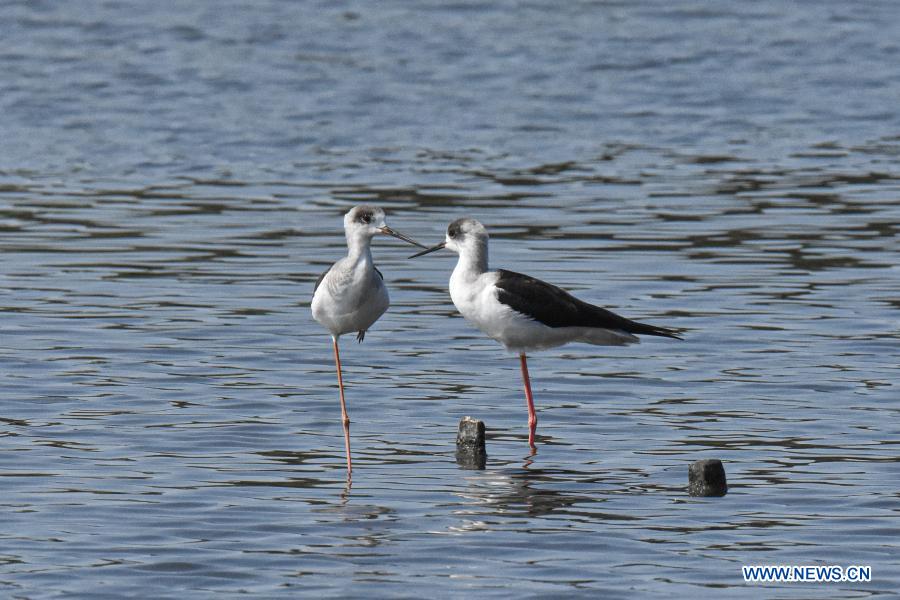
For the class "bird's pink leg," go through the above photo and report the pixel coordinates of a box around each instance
[519,353,537,452]
[332,336,352,478]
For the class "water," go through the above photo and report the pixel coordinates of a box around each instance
[1,1,899,597]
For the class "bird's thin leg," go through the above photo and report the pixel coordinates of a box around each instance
[332,336,352,478]
[519,353,537,451]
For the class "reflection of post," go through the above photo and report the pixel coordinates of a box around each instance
[456,416,487,469]
[455,464,583,519]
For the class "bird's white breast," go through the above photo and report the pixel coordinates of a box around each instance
[449,269,524,348]
[312,258,389,337]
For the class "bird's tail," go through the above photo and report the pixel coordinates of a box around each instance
[625,320,683,340]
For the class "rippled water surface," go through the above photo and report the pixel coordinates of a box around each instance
[2,1,899,598]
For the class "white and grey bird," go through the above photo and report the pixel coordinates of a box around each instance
[411,217,681,451]
[311,205,424,478]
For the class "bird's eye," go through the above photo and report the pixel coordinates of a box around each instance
[361,214,371,224]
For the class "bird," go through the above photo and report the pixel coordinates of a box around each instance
[311,205,424,478]
[410,217,681,452]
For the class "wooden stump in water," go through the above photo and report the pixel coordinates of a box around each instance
[456,416,486,469]
[688,458,727,497]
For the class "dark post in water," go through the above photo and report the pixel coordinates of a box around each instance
[688,458,727,497]
[456,416,486,470]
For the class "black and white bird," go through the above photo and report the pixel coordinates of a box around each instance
[311,205,424,478]
[411,217,681,451]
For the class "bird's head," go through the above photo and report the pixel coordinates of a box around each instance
[444,217,488,255]
[343,205,424,247]
[408,217,488,262]
[344,205,386,239]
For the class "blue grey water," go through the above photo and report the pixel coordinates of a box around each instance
[1,1,898,597]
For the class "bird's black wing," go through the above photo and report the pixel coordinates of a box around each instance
[494,269,681,339]
[374,266,384,281]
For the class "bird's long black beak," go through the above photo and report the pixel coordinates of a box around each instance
[379,226,427,249]
[408,241,446,258]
